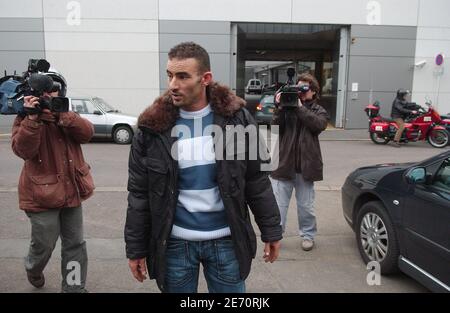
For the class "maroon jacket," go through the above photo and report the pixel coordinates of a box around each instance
[11,112,95,212]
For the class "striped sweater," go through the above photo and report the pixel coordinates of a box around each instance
[170,104,231,241]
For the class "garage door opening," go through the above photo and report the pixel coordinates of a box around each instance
[232,23,349,127]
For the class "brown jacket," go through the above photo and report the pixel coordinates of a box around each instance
[11,112,95,212]
[271,100,329,182]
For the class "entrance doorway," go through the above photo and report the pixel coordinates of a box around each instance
[231,23,349,127]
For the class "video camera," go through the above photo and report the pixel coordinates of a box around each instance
[24,72,69,115]
[278,68,310,109]
[0,59,69,115]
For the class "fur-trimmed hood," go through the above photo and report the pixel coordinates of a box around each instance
[138,82,246,133]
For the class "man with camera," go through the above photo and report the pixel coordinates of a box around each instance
[11,74,95,292]
[271,72,329,251]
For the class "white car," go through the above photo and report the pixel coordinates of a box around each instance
[245,79,262,94]
[69,96,137,144]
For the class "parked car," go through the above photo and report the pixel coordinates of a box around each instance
[342,151,450,292]
[69,96,137,144]
[255,93,275,125]
[245,79,262,94]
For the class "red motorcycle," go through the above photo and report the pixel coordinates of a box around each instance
[365,101,450,148]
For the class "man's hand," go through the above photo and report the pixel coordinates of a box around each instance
[24,96,40,121]
[128,258,147,282]
[263,241,281,263]
[412,110,418,115]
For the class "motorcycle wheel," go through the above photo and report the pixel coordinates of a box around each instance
[427,129,449,148]
[370,132,390,145]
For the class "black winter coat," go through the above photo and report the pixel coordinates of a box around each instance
[270,100,329,182]
[391,98,419,119]
[125,83,282,292]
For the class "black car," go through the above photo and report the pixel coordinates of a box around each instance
[342,151,450,292]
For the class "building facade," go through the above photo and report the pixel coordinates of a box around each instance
[1,0,449,128]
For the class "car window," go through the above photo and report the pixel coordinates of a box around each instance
[72,99,97,114]
[84,100,98,114]
[93,98,116,112]
[432,157,450,191]
[72,99,87,114]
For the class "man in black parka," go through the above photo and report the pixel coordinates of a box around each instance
[124,42,282,293]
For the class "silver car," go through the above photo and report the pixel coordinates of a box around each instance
[69,96,137,144]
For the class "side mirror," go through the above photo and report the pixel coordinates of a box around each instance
[93,110,103,115]
[405,167,427,184]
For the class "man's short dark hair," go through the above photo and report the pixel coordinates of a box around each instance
[168,42,211,74]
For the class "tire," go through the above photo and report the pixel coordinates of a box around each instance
[355,201,399,274]
[370,132,390,145]
[427,129,449,148]
[113,125,133,144]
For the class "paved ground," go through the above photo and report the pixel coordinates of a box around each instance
[0,115,447,292]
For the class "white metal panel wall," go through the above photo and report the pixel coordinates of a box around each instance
[412,0,450,115]
[0,0,43,18]
[159,0,419,26]
[42,0,160,117]
[158,0,292,23]
[0,0,45,77]
[292,0,419,26]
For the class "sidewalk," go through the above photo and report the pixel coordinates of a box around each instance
[320,128,369,141]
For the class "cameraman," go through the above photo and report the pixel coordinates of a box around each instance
[390,89,419,147]
[11,82,95,292]
[270,73,329,251]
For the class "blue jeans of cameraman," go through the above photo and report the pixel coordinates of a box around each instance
[164,237,245,293]
[270,174,317,240]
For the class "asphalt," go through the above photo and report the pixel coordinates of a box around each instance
[1,115,447,293]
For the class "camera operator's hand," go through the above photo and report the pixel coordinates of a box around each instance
[412,110,418,115]
[275,92,281,106]
[24,96,40,121]
[298,98,303,107]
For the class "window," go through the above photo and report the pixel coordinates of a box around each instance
[72,99,97,114]
[72,99,87,114]
[93,98,115,113]
[432,158,450,191]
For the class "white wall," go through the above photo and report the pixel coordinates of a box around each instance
[42,0,160,117]
[5,0,450,119]
[158,0,419,26]
[412,0,450,115]
[0,0,42,18]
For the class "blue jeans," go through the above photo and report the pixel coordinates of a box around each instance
[270,174,317,240]
[164,237,245,293]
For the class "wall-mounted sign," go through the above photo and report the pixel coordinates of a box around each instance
[435,53,444,66]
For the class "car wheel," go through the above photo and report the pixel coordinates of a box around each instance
[113,125,133,144]
[370,132,390,145]
[356,201,399,274]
